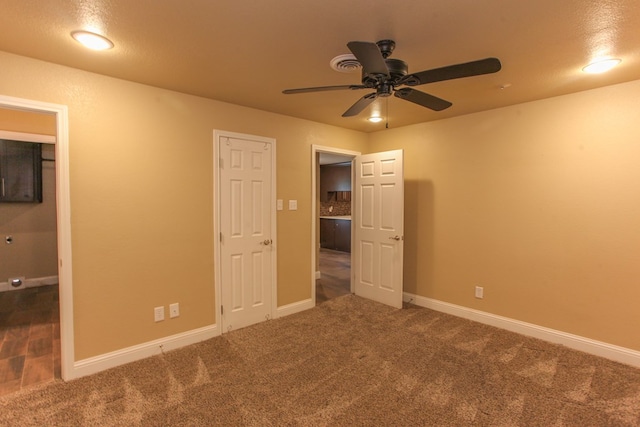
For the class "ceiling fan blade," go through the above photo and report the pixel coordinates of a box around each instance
[283,85,367,94]
[342,93,378,117]
[401,57,502,86]
[394,88,452,111]
[347,41,389,77]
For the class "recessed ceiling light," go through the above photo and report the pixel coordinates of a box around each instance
[582,58,621,74]
[368,116,383,123]
[71,30,114,50]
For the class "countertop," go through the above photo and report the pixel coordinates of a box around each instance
[320,216,351,220]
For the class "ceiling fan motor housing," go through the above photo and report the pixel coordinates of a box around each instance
[361,58,408,88]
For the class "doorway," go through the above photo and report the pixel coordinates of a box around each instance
[0,95,73,383]
[312,146,359,305]
[0,132,59,395]
[312,146,405,309]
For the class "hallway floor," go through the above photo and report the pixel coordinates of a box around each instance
[0,285,60,396]
[316,248,351,305]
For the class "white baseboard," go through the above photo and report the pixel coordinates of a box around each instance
[72,297,316,380]
[0,275,58,292]
[72,324,219,380]
[276,298,314,318]
[403,292,640,368]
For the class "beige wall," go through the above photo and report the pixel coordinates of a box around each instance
[0,144,57,281]
[0,51,368,360]
[369,79,640,351]
[0,107,56,135]
[2,48,639,361]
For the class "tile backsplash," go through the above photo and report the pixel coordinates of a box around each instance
[320,200,351,216]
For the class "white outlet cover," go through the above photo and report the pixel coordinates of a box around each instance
[277,199,283,211]
[289,200,297,210]
[475,286,484,299]
[169,303,180,318]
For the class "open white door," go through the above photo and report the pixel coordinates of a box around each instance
[353,149,404,308]
[216,131,276,332]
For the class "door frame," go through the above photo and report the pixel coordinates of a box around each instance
[0,94,74,380]
[213,130,277,332]
[311,144,360,305]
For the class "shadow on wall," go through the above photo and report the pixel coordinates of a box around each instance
[403,179,434,296]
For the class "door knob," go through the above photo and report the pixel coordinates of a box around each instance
[260,239,272,245]
[389,235,401,241]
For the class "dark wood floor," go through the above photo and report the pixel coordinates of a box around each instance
[0,285,60,396]
[316,248,351,305]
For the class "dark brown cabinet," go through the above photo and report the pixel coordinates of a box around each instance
[320,163,351,202]
[0,139,42,203]
[320,218,351,252]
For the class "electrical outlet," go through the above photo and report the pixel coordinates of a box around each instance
[154,306,165,322]
[288,199,297,210]
[475,286,484,299]
[169,303,180,318]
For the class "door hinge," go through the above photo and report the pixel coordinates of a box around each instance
[221,305,224,315]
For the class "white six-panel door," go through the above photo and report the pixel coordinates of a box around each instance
[217,132,275,332]
[354,150,404,308]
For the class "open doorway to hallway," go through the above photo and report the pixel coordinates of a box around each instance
[0,110,60,395]
[315,151,355,305]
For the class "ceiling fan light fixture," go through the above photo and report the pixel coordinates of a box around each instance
[71,30,114,50]
[368,116,383,123]
[582,58,621,74]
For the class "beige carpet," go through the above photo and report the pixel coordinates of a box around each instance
[1,295,639,426]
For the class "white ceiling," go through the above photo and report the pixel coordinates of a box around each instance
[0,0,639,133]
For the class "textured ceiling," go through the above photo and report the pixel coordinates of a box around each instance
[0,0,639,132]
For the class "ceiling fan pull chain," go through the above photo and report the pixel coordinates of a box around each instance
[386,97,389,129]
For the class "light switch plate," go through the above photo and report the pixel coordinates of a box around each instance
[277,199,283,211]
[154,306,165,322]
[289,200,297,210]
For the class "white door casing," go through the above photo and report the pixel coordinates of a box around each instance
[353,149,404,308]
[0,95,74,379]
[215,131,276,332]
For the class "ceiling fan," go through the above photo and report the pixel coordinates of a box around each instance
[282,39,502,117]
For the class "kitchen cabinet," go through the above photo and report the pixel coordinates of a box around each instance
[320,163,351,202]
[320,218,351,252]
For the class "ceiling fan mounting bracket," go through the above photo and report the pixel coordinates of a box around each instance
[376,39,396,59]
